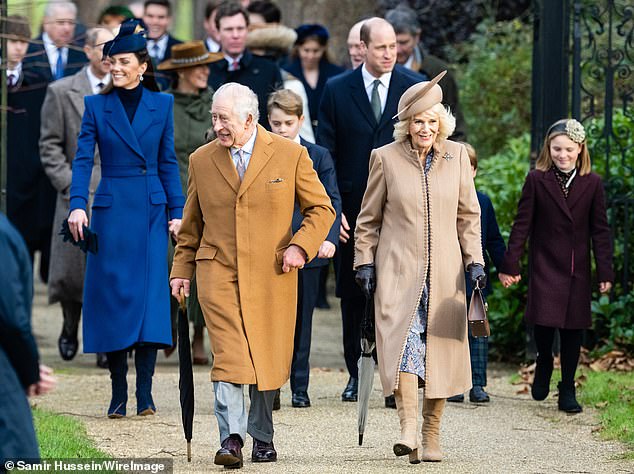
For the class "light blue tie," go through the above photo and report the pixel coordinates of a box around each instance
[55,48,64,80]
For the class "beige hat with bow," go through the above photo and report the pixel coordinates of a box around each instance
[392,70,447,120]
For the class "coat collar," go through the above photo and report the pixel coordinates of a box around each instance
[68,67,93,117]
[566,171,591,211]
[104,87,158,159]
[542,169,573,220]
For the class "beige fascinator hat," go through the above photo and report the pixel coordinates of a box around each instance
[393,70,447,120]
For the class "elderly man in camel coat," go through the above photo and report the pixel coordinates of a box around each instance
[170,83,334,469]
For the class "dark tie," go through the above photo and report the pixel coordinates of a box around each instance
[231,60,239,71]
[236,149,246,181]
[151,43,161,60]
[371,79,382,122]
[7,74,15,87]
[55,48,64,80]
[97,82,104,93]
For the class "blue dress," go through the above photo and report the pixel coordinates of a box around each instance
[69,88,185,353]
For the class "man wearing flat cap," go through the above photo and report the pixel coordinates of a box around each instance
[317,17,423,404]
[170,83,334,468]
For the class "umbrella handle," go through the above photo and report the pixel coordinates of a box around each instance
[179,287,186,311]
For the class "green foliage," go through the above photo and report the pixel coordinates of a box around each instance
[591,292,634,353]
[33,408,111,460]
[450,18,532,158]
[475,134,531,360]
[577,370,634,451]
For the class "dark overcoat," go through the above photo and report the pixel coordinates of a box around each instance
[6,68,56,259]
[316,64,423,296]
[23,38,87,83]
[501,169,614,329]
[40,67,101,304]
[69,88,185,353]
[151,34,183,91]
[0,213,40,463]
[207,50,283,128]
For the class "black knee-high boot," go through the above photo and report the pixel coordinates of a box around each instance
[106,350,128,418]
[532,325,555,401]
[135,346,157,415]
[558,329,583,413]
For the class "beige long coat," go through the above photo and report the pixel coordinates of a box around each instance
[354,139,483,398]
[171,125,334,391]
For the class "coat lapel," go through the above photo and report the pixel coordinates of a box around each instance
[68,68,92,117]
[348,68,377,129]
[237,125,274,199]
[104,91,144,158]
[542,170,573,220]
[131,88,158,143]
[377,70,404,130]
[211,142,240,194]
[566,172,591,211]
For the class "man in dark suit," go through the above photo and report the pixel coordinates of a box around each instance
[317,18,423,403]
[4,15,56,283]
[143,0,182,89]
[202,0,222,52]
[385,6,466,141]
[207,1,283,129]
[267,89,342,408]
[23,1,87,83]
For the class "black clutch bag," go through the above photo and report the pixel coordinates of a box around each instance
[468,283,490,338]
[60,220,98,254]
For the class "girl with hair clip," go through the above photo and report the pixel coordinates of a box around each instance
[499,118,614,413]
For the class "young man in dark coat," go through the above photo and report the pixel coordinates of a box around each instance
[207,1,283,129]
[317,18,423,404]
[143,0,183,90]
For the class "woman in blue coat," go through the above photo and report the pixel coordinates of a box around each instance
[68,20,184,418]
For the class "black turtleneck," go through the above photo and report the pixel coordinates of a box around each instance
[116,83,143,123]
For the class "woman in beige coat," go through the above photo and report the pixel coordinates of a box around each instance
[354,72,485,464]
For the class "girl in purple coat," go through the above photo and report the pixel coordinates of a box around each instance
[499,119,613,413]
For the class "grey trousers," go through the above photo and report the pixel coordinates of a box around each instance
[213,381,276,444]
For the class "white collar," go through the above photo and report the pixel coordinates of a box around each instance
[232,126,257,155]
[7,63,22,77]
[361,63,391,90]
[293,134,301,144]
[224,53,243,69]
[404,54,414,70]
[86,66,111,93]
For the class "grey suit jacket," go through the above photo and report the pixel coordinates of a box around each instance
[40,66,102,303]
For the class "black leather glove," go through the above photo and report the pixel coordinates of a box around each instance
[468,263,487,289]
[355,264,376,298]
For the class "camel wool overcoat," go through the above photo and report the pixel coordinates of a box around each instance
[171,125,335,391]
[355,139,483,399]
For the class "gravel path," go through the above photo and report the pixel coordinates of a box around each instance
[30,280,634,473]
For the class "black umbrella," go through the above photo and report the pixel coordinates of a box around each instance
[357,295,376,446]
[177,288,194,461]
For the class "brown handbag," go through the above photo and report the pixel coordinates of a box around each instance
[468,283,490,338]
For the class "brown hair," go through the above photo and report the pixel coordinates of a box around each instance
[459,142,477,169]
[267,89,303,118]
[3,15,31,40]
[101,49,160,93]
[214,1,249,30]
[536,119,591,175]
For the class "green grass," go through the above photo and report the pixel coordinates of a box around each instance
[33,408,111,459]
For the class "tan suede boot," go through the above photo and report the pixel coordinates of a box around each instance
[421,397,446,462]
[393,372,420,463]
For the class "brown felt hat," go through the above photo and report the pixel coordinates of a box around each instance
[157,41,223,71]
[392,70,447,120]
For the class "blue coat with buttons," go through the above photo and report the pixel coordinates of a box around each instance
[70,88,185,353]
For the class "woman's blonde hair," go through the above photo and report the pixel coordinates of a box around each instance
[393,102,456,143]
[536,119,591,175]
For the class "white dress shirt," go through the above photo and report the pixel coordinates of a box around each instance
[43,32,68,76]
[206,37,221,53]
[224,53,243,71]
[147,35,169,61]
[230,127,258,171]
[86,67,111,95]
[361,64,392,115]
[6,63,22,86]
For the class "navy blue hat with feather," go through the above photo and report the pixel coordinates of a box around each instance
[102,19,147,59]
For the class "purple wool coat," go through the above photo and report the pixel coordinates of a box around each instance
[501,169,614,329]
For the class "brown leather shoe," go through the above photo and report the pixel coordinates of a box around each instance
[214,436,243,469]
[251,439,277,462]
